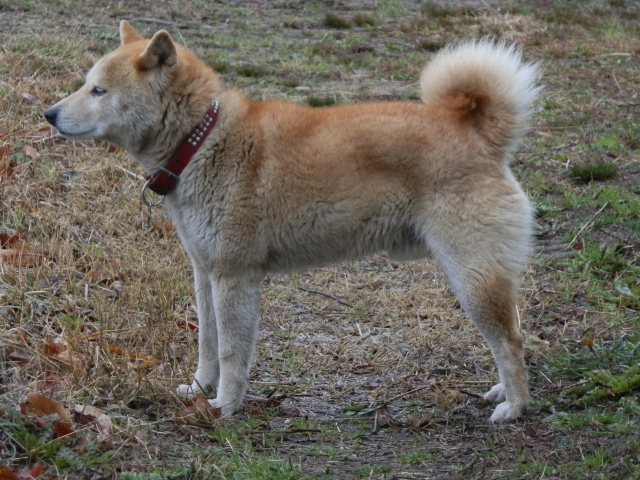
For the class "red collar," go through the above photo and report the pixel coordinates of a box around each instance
[145,100,219,195]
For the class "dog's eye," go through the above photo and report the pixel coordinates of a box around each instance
[91,86,107,97]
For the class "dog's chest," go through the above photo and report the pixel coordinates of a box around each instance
[166,199,221,265]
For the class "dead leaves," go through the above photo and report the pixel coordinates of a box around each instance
[74,404,113,438]
[105,343,157,369]
[176,319,199,331]
[153,219,175,237]
[43,336,85,373]
[175,394,222,426]
[0,229,47,268]
[20,392,73,438]
[21,92,41,106]
[0,146,16,178]
[18,392,113,443]
[0,242,46,268]
[1,464,47,479]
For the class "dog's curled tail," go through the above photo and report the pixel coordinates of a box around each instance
[420,39,540,160]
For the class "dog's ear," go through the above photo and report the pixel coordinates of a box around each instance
[137,30,178,71]
[119,20,143,45]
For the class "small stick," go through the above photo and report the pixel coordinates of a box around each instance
[358,380,435,416]
[566,202,609,249]
[111,163,145,182]
[460,389,483,399]
[122,16,188,28]
[298,287,353,308]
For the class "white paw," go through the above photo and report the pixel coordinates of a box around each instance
[177,383,209,400]
[207,397,239,418]
[483,383,507,403]
[489,401,525,423]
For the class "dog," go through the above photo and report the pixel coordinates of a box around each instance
[45,21,540,422]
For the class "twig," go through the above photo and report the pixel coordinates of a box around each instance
[122,16,188,28]
[460,389,483,399]
[298,287,353,308]
[358,379,435,416]
[566,202,609,249]
[111,163,145,182]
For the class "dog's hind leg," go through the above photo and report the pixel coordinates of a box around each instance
[423,188,532,422]
[436,253,529,422]
[177,267,220,399]
[207,271,262,417]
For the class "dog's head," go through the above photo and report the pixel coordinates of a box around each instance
[44,21,218,158]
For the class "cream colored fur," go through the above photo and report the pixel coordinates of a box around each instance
[45,22,540,422]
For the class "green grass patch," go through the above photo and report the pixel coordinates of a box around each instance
[323,13,351,29]
[352,14,377,27]
[569,161,618,182]
[308,97,336,107]
[236,64,265,77]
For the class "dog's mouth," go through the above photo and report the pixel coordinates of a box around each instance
[56,127,96,139]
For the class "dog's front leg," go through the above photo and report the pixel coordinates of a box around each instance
[207,271,262,417]
[177,267,219,399]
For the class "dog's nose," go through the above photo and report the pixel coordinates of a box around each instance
[44,107,58,126]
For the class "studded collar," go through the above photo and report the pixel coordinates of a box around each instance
[144,100,219,196]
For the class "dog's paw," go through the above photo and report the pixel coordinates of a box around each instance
[483,383,507,403]
[489,400,525,423]
[177,383,208,400]
[206,397,239,419]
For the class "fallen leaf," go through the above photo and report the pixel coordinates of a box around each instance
[578,338,594,346]
[85,270,107,283]
[176,319,199,331]
[362,381,381,390]
[258,330,273,341]
[43,335,68,356]
[354,364,374,370]
[105,343,157,369]
[106,144,122,153]
[22,92,41,106]
[43,336,85,373]
[74,404,113,437]
[153,219,174,237]
[0,467,20,480]
[0,146,11,161]
[28,464,44,478]
[21,392,73,437]
[8,350,33,365]
[175,394,221,425]
[22,145,40,158]
[0,229,28,247]
[571,242,584,251]
[0,159,16,178]
[0,243,46,267]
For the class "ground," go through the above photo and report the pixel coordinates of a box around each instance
[0,1,639,479]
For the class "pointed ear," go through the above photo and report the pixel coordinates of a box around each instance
[137,30,178,71]
[119,20,143,45]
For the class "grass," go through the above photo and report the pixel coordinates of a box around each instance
[322,13,351,29]
[570,161,618,182]
[1,0,640,478]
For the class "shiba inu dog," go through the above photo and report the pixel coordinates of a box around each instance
[45,21,540,422]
